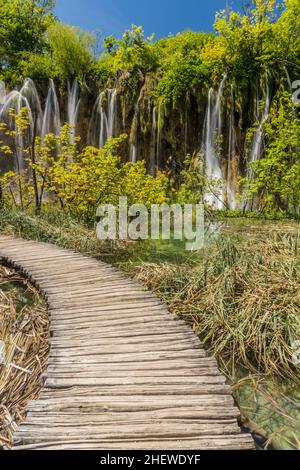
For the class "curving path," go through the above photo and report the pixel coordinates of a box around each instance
[0,236,254,450]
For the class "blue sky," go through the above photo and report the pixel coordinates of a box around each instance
[55,0,243,40]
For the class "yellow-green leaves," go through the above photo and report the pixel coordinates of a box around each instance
[0,112,170,222]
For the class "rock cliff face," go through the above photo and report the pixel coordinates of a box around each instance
[0,71,280,209]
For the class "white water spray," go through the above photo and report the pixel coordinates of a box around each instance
[150,106,157,174]
[41,79,61,140]
[89,89,117,148]
[249,76,270,167]
[68,79,80,143]
[0,91,33,171]
[202,75,227,209]
[130,89,143,163]
[227,86,237,209]
[0,81,6,107]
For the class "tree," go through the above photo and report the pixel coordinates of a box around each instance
[46,22,97,84]
[0,0,55,81]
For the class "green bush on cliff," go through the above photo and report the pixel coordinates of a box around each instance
[100,25,159,74]
[242,93,300,213]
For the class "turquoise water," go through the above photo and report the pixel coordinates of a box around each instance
[234,375,300,450]
[0,270,37,313]
[112,218,300,266]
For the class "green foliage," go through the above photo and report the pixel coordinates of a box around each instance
[121,161,170,207]
[176,153,207,204]
[0,1,97,84]
[153,32,211,104]
[201,0,298,89]
[100,25,157,74]
[243,93,300,212]
[21,22,97,84]
[93,1,299,104]
[19,53,55,81]
[46,22,97,84]
[97,28,211,105]
[0,110,170,223]
[176,152,223,206]
[0,0,55,83]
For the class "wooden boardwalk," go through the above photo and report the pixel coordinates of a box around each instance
[0,236,253,450]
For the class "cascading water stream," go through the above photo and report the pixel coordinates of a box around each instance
[249,76,270,168]
[227,85,237,209]
[0,81,6,108]
[284,67,297,119]
[107,89,117,140]
[41,79,61,140]
[156,104,163,170]
[130,89,143,163]
[0,91,33,171]
[202,75,227,209]
[20,78,43,136]
[215,74,227,134]
[96,92,108,148]
[68,79,81,143]
[243,75,271,210]
[89,89,117,148]
[150,106,157,175]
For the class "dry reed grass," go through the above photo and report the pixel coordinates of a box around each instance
[130,232,300,384]
[0,266,49,448]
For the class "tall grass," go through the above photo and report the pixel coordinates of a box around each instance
[130,232,300,384]
[0,207,127,259]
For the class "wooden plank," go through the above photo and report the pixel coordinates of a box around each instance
[0,236,254,450]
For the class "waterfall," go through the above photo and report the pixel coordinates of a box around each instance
[68,79,80,143]
[184,94,189,155]
[99,93,108,148]
[0,91,33,171]
[227,86,237,209]
[41,79,61,140]
[130,104,139,163]
[149,105,163,174]
[202,75,227,209]
[0,81,6,107]
[20,78,43,135]
[150,107,157,174]
[284,67,297,119]
[130,142,137,163]
[156,104,163,169]
[285,66,293,94]
[215,74,227,134]
[130,89,143,163]
[107,89,117,139]
[249,76,270,167]
[89,89,117,148]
